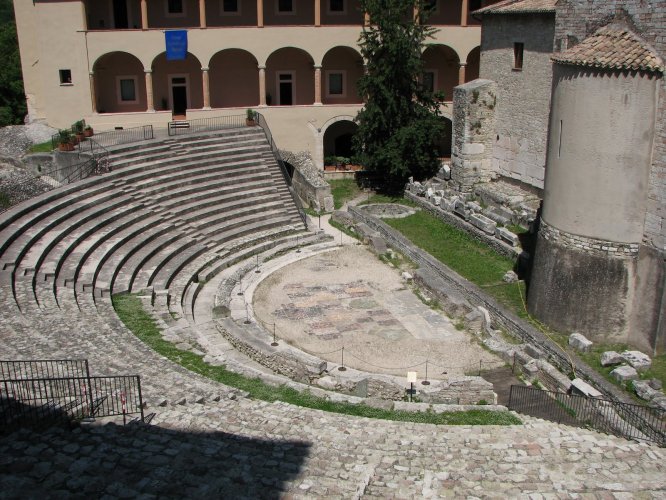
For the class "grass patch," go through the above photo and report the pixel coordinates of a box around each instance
[383,209,526,317]
[303,207,322,217]
[329,219,360,240]
[28,140,53,153]
[329,178,362,209]
[575,342,666,396]
[112,293,521,425]
[506,224,528,235]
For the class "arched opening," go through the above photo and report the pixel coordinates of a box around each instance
[93,52,147,113]
[265,48,315,106]
[152,52,204,114]
[421,44,460,102]
[466,47,481,82]
[209,49,259,108]
[436,117,453,158]
[321,46,364,105]
[323,119,358,161]
[283,161,295,179]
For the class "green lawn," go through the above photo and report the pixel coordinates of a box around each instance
[383,209,527,318]
[112,293,521,425]
[28,140,53,153]
[329,178,362,209]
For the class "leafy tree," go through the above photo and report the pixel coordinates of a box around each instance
[0,0,26,126]
[353,0,445,194]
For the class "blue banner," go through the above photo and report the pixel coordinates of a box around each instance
[165,30,188,61]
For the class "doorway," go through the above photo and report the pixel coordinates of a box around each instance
[277,72,294,105]
[170,75,189,116]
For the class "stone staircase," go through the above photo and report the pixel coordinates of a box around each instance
[0,127,307,407]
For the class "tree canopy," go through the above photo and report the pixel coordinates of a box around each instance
[353,0,445,194]
[0,0,26,126]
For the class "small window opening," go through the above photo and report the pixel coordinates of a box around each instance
[513,42,524,70]
[168,0,184,14]
[330,0,344,13]
[59,69,72,85]
[277,0,293,13]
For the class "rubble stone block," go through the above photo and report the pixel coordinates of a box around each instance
[568,332,593,353]
[610,365,639,383]
[495,227,520,246]
[600,351,623,367]
[469,213,497,235]
[620,351,652,371]
[632,380,660,402]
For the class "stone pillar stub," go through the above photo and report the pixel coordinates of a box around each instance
[451,79,497,193]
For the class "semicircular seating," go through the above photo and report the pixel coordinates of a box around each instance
[0,127,307,406]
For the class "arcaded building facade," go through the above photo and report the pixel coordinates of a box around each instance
[13,0,500,167]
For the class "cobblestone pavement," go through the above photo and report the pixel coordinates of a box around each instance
[1,397,665,498]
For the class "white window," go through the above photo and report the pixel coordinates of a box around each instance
[422,70,436,93]
[276,0,294,14]
[166,0,185,17]
[328,0,345,15]
[221,0,240,15]
[326,71,346,98]
[116,76,138,104]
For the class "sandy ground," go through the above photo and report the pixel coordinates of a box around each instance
[253,245,504,379]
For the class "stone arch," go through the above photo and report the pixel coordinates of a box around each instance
[151,52,204,113]
[92,51,147,113]
[422,44,460,102]
[321,46,364,105]
[209,49,259,109]
[311,114,358,169]
[465,46,481,82]
[265,47,315,106]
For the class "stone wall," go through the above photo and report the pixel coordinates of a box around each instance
[451,79,498,192]
[281,150,334,211]
[479,13,555,189]
[554,0,665,253]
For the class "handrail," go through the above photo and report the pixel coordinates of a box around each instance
[167,114,245,136]
[508,385,665,446]
[84,125,154,148]
[255,112,307,228]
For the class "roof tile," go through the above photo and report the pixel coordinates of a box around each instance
[473,0,556,15]
[551,24,664,74]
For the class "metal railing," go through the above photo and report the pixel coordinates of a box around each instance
[1,359,90,381]
[85,125,154,148]
[167,114,246,136]
[255,112,307,227]
[508,385,666,446]
[0,360,144,432]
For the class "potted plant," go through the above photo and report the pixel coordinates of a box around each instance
[57,129,74,151]
[73,120,85,142]
[246,108,257,126]
[83,125,94,137]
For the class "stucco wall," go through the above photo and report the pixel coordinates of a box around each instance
[554,0,665,253]
[479,13,555,190]
[542,66,658,243]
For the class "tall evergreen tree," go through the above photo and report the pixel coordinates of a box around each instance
[353,0,445,193]
[0,0,26,126]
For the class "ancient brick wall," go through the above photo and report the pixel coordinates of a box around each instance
[555,0,665,252]
[479,13,555,190]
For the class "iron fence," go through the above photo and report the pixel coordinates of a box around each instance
[167,114,246,136]
[0,359,90,381]
[0,360,144,432]
[508,385,666,446]
[86,125,154,148]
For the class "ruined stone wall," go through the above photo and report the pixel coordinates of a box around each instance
[555,0,665,252]
[451,79,498,192]
[479,13,555,190]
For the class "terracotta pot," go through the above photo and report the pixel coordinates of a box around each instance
[83,128,94,137]
[246,119,256,127]
[58,142,75,152]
